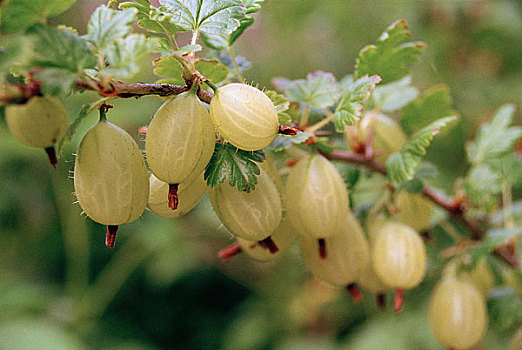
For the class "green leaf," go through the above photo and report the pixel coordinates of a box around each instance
[0,0,76,33]
[176,44,202,55]
[334,75,381,132]
[204,142,265,192]
[56,104,91,156]
[195,59,229,83]
[396,162,438,193]
[160,0,245,35]
[265,90,291,126]
[466,104,522,164]
[400,85,458,134]
[355,20,425,84]
[372,75,419,112]
[28,25,96,72]
[202,0,263,49]
[386,116,457,183]
[119,1,179,36]
[153,56,184,84]
[464,164,502,211]
[468,227,522,268]
[105,34,160,78]
[269,131,310,152]
[34,69,78,95]
[284,71,341,108]
[84,6,137,50]
[0,34,34,76]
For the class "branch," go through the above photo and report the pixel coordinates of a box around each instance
[74,80,213,104]
[321,148,519,268]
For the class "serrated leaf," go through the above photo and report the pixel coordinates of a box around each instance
[401,85,457,134]
[396,162,438,193]
[386,116,457,183]
[202,0,263,49]
[153,56,184,84]
[334,75,381,132]
[28,25,96,72]
[0,0,76,33]
[468,228,522,268]
[176,44,202,55]
[372,75,419,112]
[355,20,425,84]
[195,59,229,83]
[84,6,137,50]
[34,69,78,96]
[204,142,265,192]
[0,34,34,76]
[466,104,522,164]
[105,34,160,78]
[265,90,291,126]
[119,1,179,36]
[269,131,310,152]
[464,164,502,211]
[160,0,245,36]
[284,71,341,108]
[56,104,91,156]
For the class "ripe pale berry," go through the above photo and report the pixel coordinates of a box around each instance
[209,83,279,151]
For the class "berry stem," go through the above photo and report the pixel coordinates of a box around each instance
[318,238,327,259]
[168,184,179,210]
[376,293,386,309]
[44,147,57,168]
[218,242,242,262]
[106,225,118,248]
[347,283,363,303]
[394,289,404,312]
[258,236,279,254]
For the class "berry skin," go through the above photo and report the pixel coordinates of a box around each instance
[395,192,434,232]
[237,218,298,262]
[300,212,370,287]
[5,95,69,149]
[74,120,149,242]
[285,153,349,239]
[258,154,283,197]
[209,83,279,151]
[208,169,282,242]
[372,221,426,289]
[148,172,206,218]
[146,90,215,185]
[442,259,494,298]
[429,277,488,350]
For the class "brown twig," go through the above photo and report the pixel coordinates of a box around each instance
[320,148,519,268]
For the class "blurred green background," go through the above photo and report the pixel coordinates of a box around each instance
[1,0,521,349]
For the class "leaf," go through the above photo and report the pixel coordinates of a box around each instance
[355,20,425,84]
[400,85,458,134]
[284,71,342,108]
[84,6,137,50]
[202,0,264,49]
[28,25,96,72]
[0,34,34,76]
[56,104,91,156]
[204,142,265,192]
[153,56,184,84]
[160,0,245,35]
[119,1,179,36]
[334,75,381,132]
[195,59,229,83]
[466,104,522,164]
[464,164,502,211]
[386,116,457,183]
[265,90,291,126]
[105,34,161,78]
[176,44,202,55]
[34,69,78,96]
[372,75,419,112]
[269,131,310,152]
[468,228,522,268]
[396,162,438,193]
[0,0,76,33]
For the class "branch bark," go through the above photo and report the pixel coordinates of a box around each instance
[321,148,519,268]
